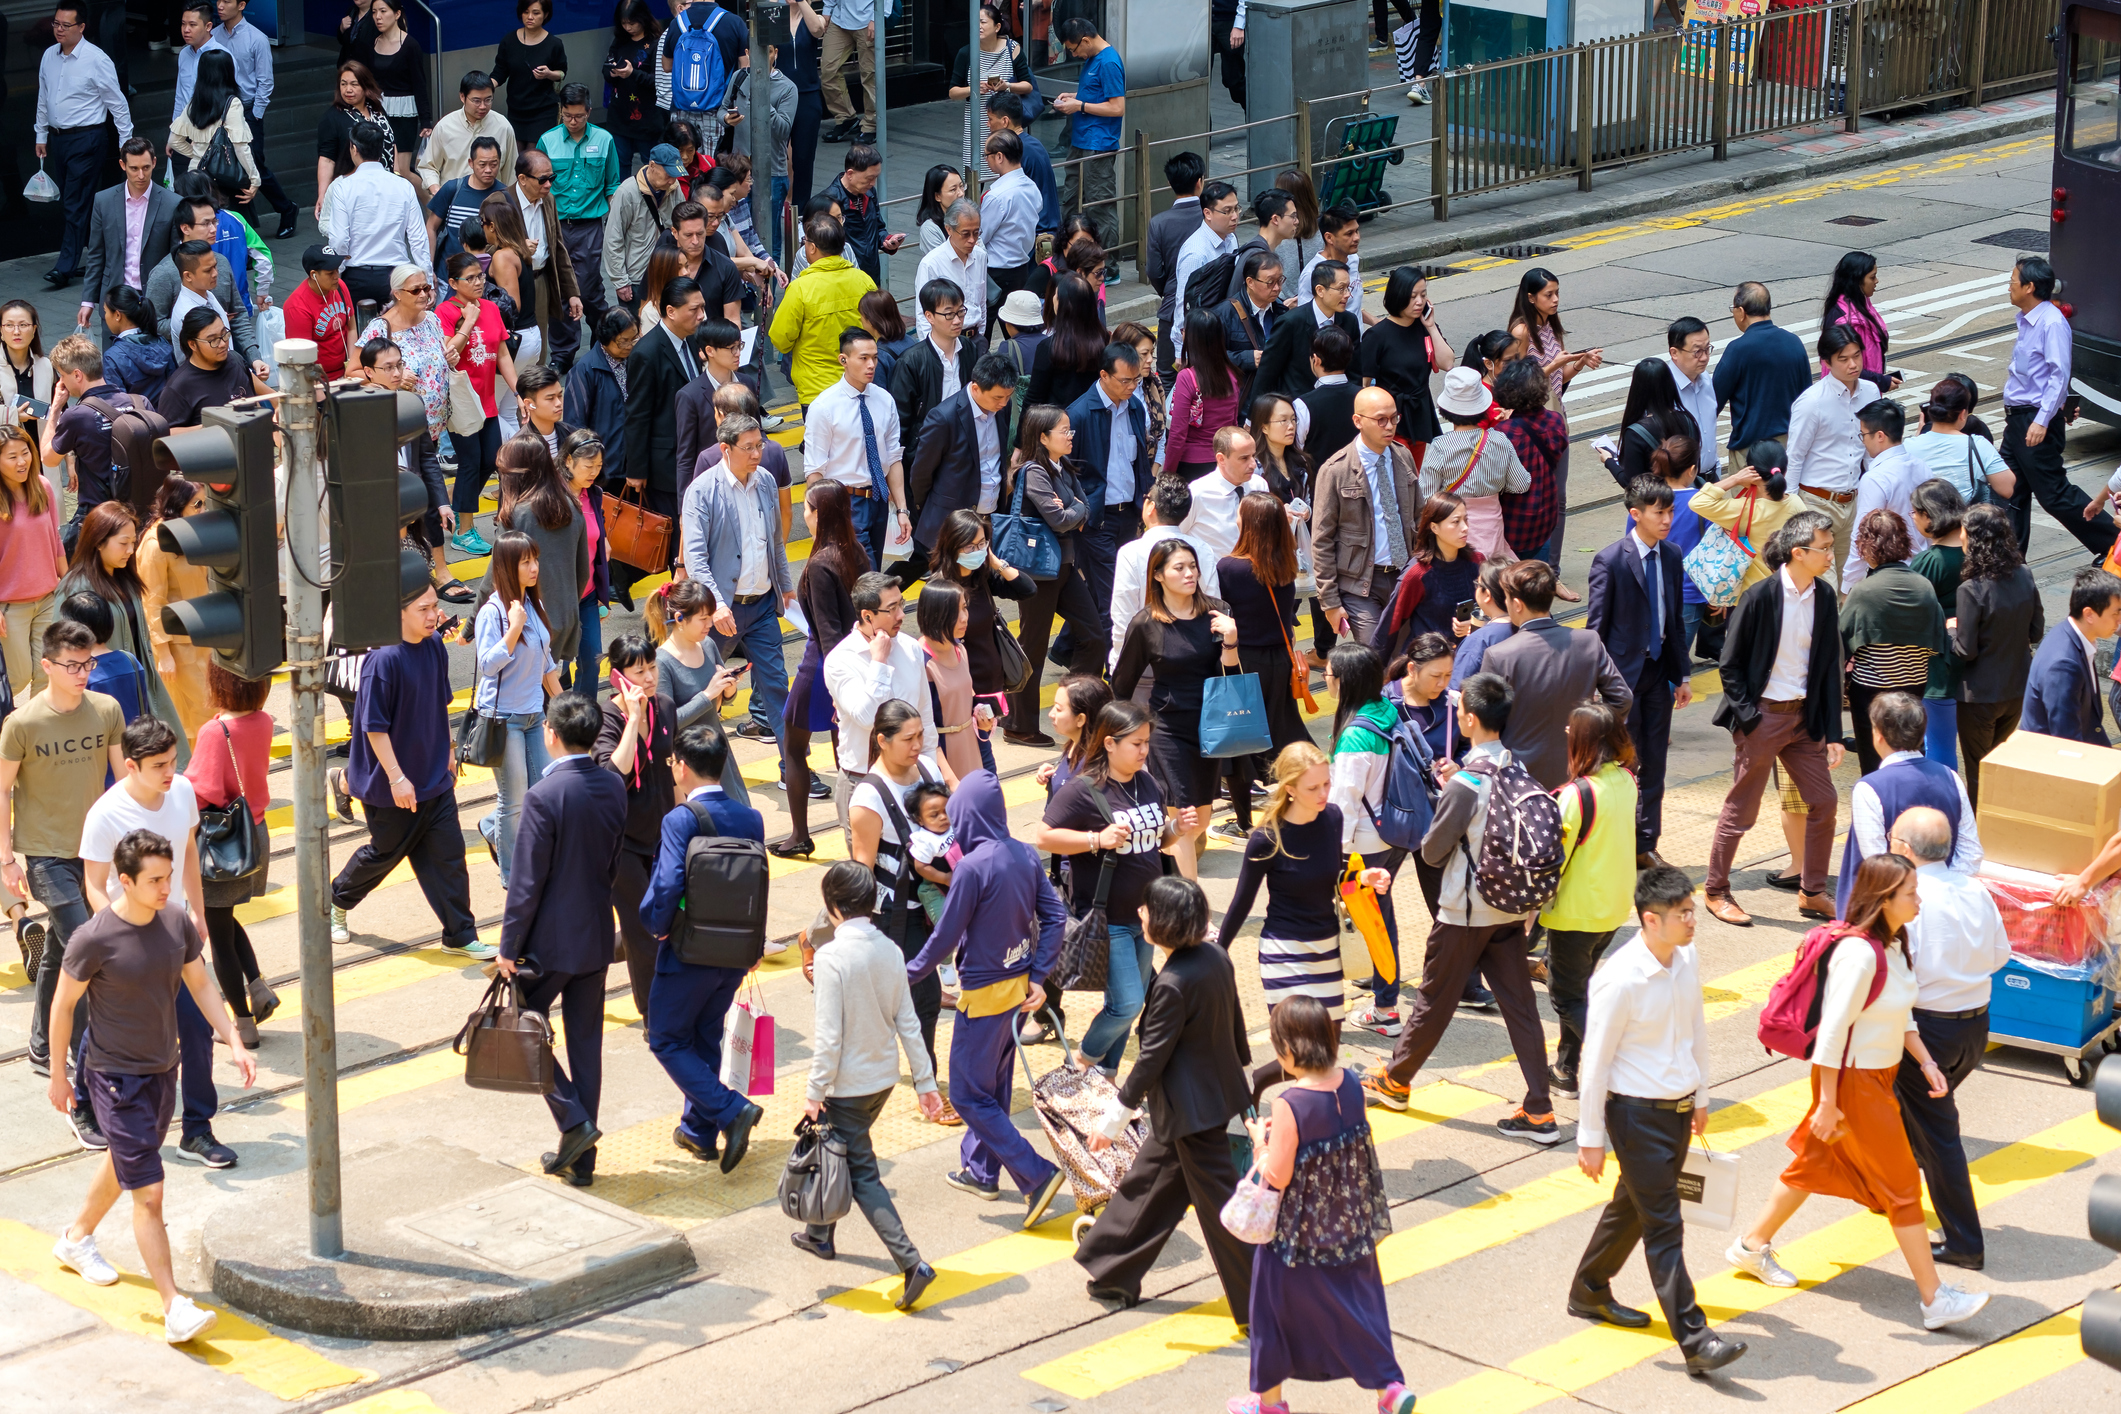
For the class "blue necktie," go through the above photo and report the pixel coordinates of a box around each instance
[856,390,889,502]
[1645,545,1662,653]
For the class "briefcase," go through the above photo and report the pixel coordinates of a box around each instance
[453,974,556,1095]
[605,485,673,573]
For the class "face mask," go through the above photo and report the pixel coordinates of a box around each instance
[956,548,987,571]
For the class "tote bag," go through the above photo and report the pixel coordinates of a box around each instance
[992,464,1064,579]
[1200,665,1272,758]
[1677,1136,1741,1229]
[447,366,487,437]
[1683,490,1760,609]
[719,977,776,1096]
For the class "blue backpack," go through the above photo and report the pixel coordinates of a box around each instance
[1366,707,1444,853]
[670,5,733,113]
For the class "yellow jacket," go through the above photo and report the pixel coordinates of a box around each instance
[770,256,877,405]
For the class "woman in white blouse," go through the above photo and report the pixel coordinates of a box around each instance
[1724,853,1991,1331]
[0,302,54,410]
[166,50,261,207]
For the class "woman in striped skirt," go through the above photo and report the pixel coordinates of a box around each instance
[1216,742,1392,1096]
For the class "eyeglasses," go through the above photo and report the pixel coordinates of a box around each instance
[522,172,552,185]
[402,283,433,296]
[44,657,92,675]
[51,17,81,29]
[456,272,488,285]
[1249,274,1285,289]
[1356,410,1401,426]
[200,331,231,348]
[932,306,965,321]
[1106,372,1143,388]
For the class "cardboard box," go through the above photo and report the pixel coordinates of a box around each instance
[1976,731,2121,876]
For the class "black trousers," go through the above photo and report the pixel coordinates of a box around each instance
[46,126,107,278]
[204,905,261,1020]
[1077,1123,1254,1324]
[1547,928,1617,1073]
[1007,562,1104,732]
[247,111,299,221]
[1896,1008,1989,1257]
[1571,1100,1711,1356]
[988,261,1036,338]
[789,87,826,218]
[2004,405,2115,557]
[343,264,397,311]
[519,966,609,1170]
[613,846,657,1015]
[1626,669,1674,851]
[1212,20,1246,108]
[1069,509,1143,663]
[1847,679,1905,776]
[1374,0,1419,41]
[330,790,478,948]
[1957,697,2019,808]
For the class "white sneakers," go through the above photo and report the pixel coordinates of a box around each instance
[51,1230,117,1285]
[1725,1236,1798,1287]
[1921,1283,1991,1330]
[163,1295,219,1344]
[329,905,350,944]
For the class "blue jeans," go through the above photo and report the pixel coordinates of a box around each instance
[769,174,790,266]
[1365,846,1410,1010]
[1080,923,1153,1072]
[1681,600,1705,664]
[479,710,552,889]
[569,590,603,689]
[713,596,791,769]
[1924,696,1960,770]
[25,856,94,1067]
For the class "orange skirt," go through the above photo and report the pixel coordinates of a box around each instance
[1780,1065,1924,1228]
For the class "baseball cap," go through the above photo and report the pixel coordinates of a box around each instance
[647,144,684,180]
[304,244,347,273]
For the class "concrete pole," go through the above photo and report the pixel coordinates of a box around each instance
[274,338,344,1260]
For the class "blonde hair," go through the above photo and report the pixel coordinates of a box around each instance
[1259,741,1330,859]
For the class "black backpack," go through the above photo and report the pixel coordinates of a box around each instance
[675,801,770,969]
[1183,251,1238,319]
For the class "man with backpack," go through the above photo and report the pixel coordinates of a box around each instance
[641,722,769,1175]
[1361,672,1563,1145]
[1168,181,1241,363]
[661,0,749,156]
[42,335,165,550]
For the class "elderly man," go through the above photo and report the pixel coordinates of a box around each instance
[1837,691,1979,918]
[914,201,987,339]
[1887,805,2010,1272]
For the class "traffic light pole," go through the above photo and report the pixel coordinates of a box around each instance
[276,339,345,1259]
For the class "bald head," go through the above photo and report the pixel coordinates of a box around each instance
[1890,806,1953,865]
[1353,386,1397,452]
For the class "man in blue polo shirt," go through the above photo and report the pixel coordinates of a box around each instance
[1713,281,1811,471]
[1053,17,1124,254]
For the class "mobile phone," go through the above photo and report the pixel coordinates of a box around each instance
[1453,599,1480,623]
[731,661,752,675]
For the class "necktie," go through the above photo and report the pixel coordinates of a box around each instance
[856,390,889,502]
[1371,449,1407,567]
[1644,545,1662,651]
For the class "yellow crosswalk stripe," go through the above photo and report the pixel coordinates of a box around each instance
[1414,1111,2121,1414]
[1839,1297,2105,1414]
[0,1218,373,1399]
[1023,1075,1815,1399]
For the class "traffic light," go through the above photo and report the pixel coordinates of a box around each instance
[323,383,431,652]
[2086,1055,2121,1370]
[153,404,283,680]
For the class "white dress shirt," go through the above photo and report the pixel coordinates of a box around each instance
[323,161,432,269]
[517,184,549,271]
[931,336,963,403]
[723,464,769,595]
[170,285,229,346]
[1171,224,1237,359]
[1666,354,1720,477]
[979,167,1041,267]
[35,40,132,143]
[1097,380,1139,506]
[171,35,230,125]
[1904,862,2012,1013]
[1786,372,1867,494]
[804,377,903,491]
[972,403,1002,511]
[1763,565,1816,702]
[1841,442,1930,588]
[914,240,988,336]
[823,628,939,777]
[1291,372,1349,447]
[1576,933,1710,1150]
[1297,250,1360,306]
[1181,468,1269,568]
[1851,751,1981,869]
[1107,524,1221,671]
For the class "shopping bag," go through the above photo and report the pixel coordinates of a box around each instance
[254,305,286,388]
[1339,852,1396,986]
[719,982,776,1095]
[1677,1136,1740,1229]
[23,161,58,203]
[1200,667,1271,758]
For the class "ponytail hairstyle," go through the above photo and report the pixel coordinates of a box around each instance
[643,576,715,645]
[866,696,925,772]
[1054,673,1113,773]
[103,286,158,340]
[1746,439,1790,500]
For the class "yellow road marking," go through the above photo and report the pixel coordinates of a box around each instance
[0,1218,373,1399]
[1839,1298,2102,1413]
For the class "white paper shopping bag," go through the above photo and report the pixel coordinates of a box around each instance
[1677,1139,1741,1230]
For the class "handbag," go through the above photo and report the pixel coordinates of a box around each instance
[1683,489,1758,609]
[991,617,1035,693]
[1200,664,1272,759]
[199,116,248,197]
[993,462,1064,579]
[454,698,506,769]
[1219,1161,1284,1245]
[197,721,264,885]
[604,484,674,572]
[779,1115,854,1226]
[453,973,556,1094]
[1050,788,1116,993]
[1271,584,1318,715]
[1677,1133,1741,1229]
[447,366,487,438]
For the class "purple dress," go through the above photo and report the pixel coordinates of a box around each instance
[1248,1071,1404,1393]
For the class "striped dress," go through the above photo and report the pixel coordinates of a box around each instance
[1215,807,1348,1021]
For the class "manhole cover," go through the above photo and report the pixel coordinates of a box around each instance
[1972,227,2050,252]
[1415,264,1466,279]
[1827,214,1884,226]
[1478,243,1563,259]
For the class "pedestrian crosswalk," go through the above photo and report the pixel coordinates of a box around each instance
[1841,1297,2104,1413]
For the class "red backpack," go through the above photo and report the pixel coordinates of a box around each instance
[1756,923,1888,1063]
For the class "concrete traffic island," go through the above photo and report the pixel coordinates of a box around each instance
[201,1143,696,1340]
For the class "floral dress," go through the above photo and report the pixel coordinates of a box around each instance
[362,312,450,434]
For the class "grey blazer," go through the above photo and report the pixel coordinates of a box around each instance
[144,255,261,369]
[1479,616,1634,790]
[679,463,792,606]
[82,183,180,310]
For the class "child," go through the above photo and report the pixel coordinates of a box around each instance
[906,781,961,1000]
[1234,993,1415,1414]
[1422,366,1530,559]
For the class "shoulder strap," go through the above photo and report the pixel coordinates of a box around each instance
[1571,777,1597,852]
[1225,298,1257,351]
[1083,783,1117,907]
[1442,427,1489,494]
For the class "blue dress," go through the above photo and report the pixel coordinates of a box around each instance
[1248,1070,1404,1393]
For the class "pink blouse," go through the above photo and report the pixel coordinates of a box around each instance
[1164,366,1244,467]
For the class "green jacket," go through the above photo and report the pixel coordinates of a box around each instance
[538,122,624,222]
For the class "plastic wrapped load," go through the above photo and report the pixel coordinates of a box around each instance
[1974,858,2121,990]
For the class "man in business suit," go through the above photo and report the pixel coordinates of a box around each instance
[1483,559,1633,792]
[1587,478,1692,866]
[1251,259,1361,399]
[2020,566,2121,745]
[889,277,981,470]
[673,317,763,499]
[1218,249,1283,400]
[909,354,1018,568]
[1065,344,1157,655]
[77,140,179,345]
[1145,151,1205,380]
[493,693,629,1186]
[505,148,584,370]
[618,276,707,600]
[1702,512,1845,927]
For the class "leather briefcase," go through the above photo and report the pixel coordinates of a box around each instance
[454,974,556,1095]
[605,485,673,573]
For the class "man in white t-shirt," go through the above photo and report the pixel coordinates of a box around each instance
[79,716,234,1170]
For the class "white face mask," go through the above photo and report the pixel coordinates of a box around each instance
[955,548,987,571]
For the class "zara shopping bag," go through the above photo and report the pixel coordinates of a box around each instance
[1677,1136,1741,1229]
[1200,665,1272,759]
[719,978,776,1096]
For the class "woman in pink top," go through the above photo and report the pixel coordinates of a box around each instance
[1819,250,1899,398]
[0,423,65,695]
[1165,309,1244,476]
[185,663,279,1045]
[437,253,519,526]
[559,429,610,688]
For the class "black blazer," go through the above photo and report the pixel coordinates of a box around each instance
[672,366,764,502]
[1715,569,1844,745]
[595,692,677,855]
[1252,303,1362,400]
[622,328,696,495]
[889,336,980,466]
[909,390,988,550]
[1064,383,1154,532]
[1586,534,1688,693]
[1116,941,1252,1141]
[1952,564,2045,704]
[498,755,630,974]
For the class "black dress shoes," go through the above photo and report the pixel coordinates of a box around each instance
[1931,1242,1985,1270]
[791,1230,837,1261]
[672,1125,717,1162]
[720,1102,764,1173]
[1685,1335,1749,1377]
[542,1121,601,1177]
[1567,1296,1651,1329]
[896,1261,937,1310]
[1085,1281,1141,1308]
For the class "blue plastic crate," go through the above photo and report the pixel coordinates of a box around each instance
[1989,958,2115,1048]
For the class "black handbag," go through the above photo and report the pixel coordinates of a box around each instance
[1051,788,1116,993]
[778,1116,854,1226]
[454,973,556,1094]
[197,720,265,885]
[992,617,1035,694]
[199,119,248,197]
[455,700,506,769]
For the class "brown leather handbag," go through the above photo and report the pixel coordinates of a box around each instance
[604,485,673,573]
[454,974,556,1094]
